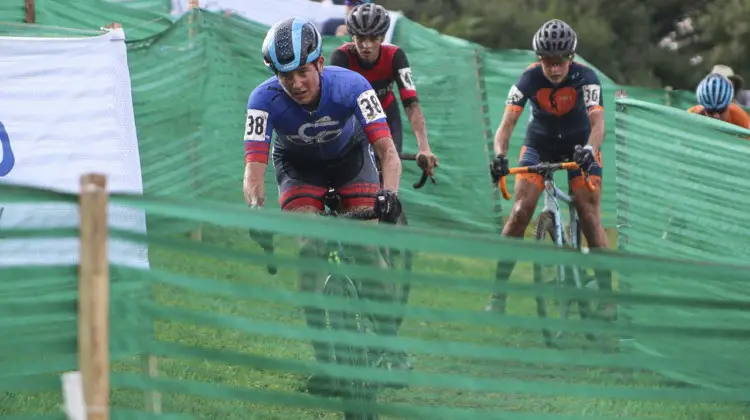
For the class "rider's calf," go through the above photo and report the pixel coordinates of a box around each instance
[571,179,612,291]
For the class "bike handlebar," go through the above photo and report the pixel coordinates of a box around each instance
[249,209,380,276]
[249,153,434,275]
[399,153,436,189]
[498,161,596,200]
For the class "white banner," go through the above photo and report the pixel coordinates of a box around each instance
[170,0,400,42]
[0,28,149,268]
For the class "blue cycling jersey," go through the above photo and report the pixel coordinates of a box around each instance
[244,66,391,164]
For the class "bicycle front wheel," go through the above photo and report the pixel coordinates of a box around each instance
[533,211,594,348]
[321,274,379,419]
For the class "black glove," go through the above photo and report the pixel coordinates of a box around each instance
[573,145,595,173]
[489,154,509,183]
[373,189,402,223]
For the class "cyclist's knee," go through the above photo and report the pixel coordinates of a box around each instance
[571,175,601,203]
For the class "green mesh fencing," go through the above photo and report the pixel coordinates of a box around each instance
[2,181,749,419]
[622,86,696,110]
[0,184,153,418]
[615,97,750,391]
[105,0,172,13]
[0,0,173,40]
[0,1,25,23]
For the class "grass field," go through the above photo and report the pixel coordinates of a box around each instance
[1,225,747,419]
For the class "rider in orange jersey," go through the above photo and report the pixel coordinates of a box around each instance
[688,73,750,130]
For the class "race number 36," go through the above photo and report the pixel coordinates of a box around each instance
[357,90,386,123]
[244,109,269,142]
[582,84,601,108]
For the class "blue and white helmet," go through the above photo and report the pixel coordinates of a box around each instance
[696,73,734,111]
[262,17,322,74]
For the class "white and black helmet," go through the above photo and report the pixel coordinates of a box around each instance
[346,3,391,37]
[532,19,577,57]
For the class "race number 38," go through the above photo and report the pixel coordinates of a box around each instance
[244,109,269,142]
[582,84,601,108]
[357,89,386,123]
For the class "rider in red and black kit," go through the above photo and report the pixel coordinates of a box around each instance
[329,3,438,177]
[329,5,436,367]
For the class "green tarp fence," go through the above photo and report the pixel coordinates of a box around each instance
[2,180,749,419]
[615,97,750,390]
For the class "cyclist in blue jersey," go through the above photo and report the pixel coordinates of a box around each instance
[242,17,412,384]
[485,19,613,317]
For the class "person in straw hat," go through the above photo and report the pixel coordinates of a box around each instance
[711,64,750,106]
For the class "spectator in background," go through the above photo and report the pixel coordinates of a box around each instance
[335,0,372,36]
[318,0,364,36]
[712,64,750,107]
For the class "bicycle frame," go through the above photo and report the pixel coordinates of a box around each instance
[540,177,579,250]
[538,174,586,290]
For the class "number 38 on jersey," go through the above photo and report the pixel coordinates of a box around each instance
[245,109,269,142]
[357,89,386,123]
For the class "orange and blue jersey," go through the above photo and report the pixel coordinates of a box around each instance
[244,66,391,164]
[506,61,603,148]
[505,61,604,191]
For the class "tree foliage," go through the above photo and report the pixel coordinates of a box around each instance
[380,0,749,89]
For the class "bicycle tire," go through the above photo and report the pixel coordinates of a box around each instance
[533,211,596,348]
[320,274,379,420]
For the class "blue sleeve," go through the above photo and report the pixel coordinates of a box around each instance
[348,72,391,144]
[244,87,274,164]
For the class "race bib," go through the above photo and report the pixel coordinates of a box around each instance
[506,84,524,105]
[244,109,269,142]
[398,67,416,91]
[582,84,601,108]
[357,90,386,124]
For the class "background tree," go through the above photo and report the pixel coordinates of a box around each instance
[379,0,746,90]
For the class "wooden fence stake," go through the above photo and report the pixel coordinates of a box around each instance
[78,173,110,420]
[24,0,35,23]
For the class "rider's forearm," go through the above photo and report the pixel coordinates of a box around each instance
[404,103,430,152]
[587,115,605,152]
[374,137,402,192]
[494,118,517,156]
[243,162,267,206]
